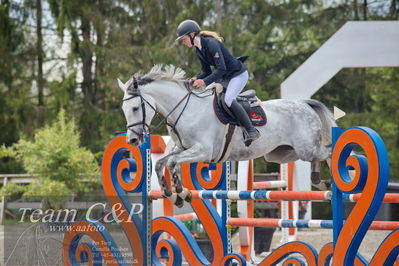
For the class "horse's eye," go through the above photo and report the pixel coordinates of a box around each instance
[132,107,139,112]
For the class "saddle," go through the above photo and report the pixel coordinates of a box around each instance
[213,89,267,126]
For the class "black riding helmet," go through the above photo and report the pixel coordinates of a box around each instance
[175,20,201,43]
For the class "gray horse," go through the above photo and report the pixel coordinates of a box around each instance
[118,65,336,207]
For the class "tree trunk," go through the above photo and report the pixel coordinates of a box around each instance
[80,15,94,106]
[390,0,398,19]
[36,0,46,126]
[363,0,368,20]
[94,20,104,109]
[1,0,13,93]
[353,0,359,20]
[215,0,223,29]
[36,0,44,106]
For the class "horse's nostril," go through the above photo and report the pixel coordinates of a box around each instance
[128,138,138,145]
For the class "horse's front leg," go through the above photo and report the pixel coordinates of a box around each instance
[168,163,188,199]
[155,152,178,200]
[166,143,211,204]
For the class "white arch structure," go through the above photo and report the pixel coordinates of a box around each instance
[281,21,399,99]
[279,21,399,242]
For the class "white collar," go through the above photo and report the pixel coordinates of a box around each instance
[197,37,202,50]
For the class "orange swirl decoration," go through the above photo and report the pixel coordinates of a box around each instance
[155,238,182,266]
[282,258,305,266]
[152,162,228,265]
[193,162,225,189]
[258,241,318,265]
[220,253,247,265]
[101,134,151,265]
[369,228,399,265]
[318,242,368,266]
[63,134,150,265]
[331,127,389,265]
[184,162,229,263]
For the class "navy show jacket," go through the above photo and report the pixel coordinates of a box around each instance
[195,36,247,86]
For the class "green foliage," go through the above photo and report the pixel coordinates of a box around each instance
[0,144,15,158]
[0,182,26,197]
[12,109,99,193]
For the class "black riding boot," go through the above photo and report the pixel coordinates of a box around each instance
[229,100,260,146]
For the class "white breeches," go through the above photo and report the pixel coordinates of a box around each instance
[223,70,249,107]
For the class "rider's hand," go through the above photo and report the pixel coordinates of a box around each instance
[189,77,197,85]
[193,79,205,88]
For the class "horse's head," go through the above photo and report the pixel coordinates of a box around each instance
[118,76,156,146]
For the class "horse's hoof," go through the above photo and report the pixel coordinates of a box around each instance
[323,180,332,190]
[169,193,178,203]
[162,187,173,198]
[178,187,190,198]
[174,195,184,208]
[184,192,192,203]
[312,181,329,191]
[179,188,192,203]
[168,193,184,208]
[311,172,321,184]
[175,185,183,194]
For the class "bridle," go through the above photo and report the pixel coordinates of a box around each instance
[123,76,200,148]
[123,76,153,141]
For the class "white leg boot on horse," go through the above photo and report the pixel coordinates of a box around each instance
[163,143,209,207]
[168,163,192,206]
[229,100,260,146]
[155,152,185,207]
[175,173,192,203]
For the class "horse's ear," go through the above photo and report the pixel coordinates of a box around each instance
[117,78,127,92]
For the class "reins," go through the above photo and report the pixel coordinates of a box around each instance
[150,81,194,148]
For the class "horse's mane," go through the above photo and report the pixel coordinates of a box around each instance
[128,65,187,88]
[145,64,186,81]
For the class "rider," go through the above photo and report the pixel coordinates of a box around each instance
[176,19,260,145]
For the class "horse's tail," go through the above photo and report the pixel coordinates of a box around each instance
[304,99,337,146]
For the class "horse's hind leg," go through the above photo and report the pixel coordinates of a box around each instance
[311,160,333,190]
[296,140,332,190]
[310,143,333,190]
[311,161,321,184]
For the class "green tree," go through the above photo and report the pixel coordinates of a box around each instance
[12,109,99,193]
[0,0,38,172]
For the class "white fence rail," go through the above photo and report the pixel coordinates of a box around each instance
[0,174,39,224]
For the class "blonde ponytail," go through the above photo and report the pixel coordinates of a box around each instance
[199,31,224,42]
